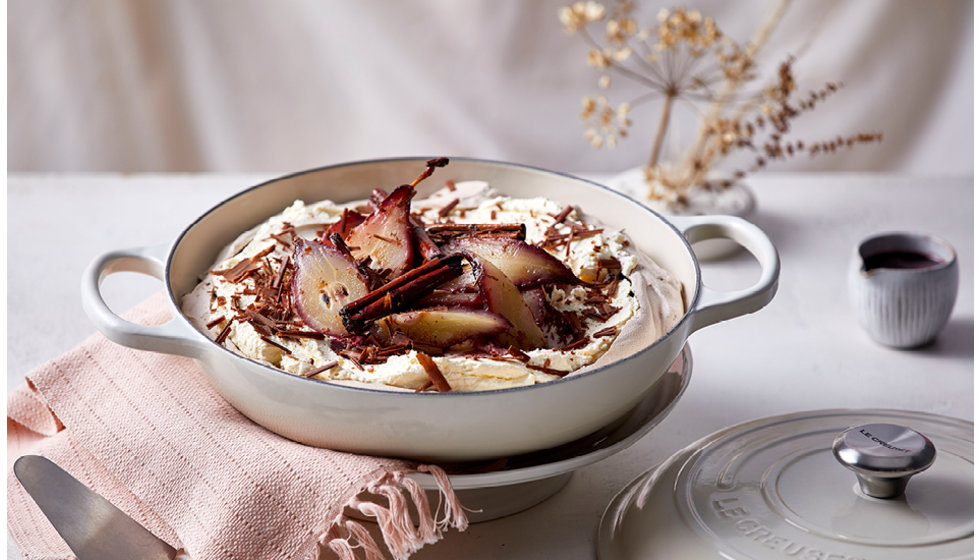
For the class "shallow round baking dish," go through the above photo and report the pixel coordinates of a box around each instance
[81,157,779,461]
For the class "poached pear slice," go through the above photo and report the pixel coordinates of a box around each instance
[346,185,416,279]
[380,308,509,348]
[322,208,365,243]
[444,236,580,288]
[291,239,370,336]
[522,287,576,348]
[469,254,546,350]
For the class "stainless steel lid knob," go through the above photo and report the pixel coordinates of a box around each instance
[832,423,936,499]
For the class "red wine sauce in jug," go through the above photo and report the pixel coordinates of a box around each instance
[862,251,944,271]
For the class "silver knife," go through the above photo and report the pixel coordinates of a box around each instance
[13,455,177,560]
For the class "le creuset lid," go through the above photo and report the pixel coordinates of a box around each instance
[597,409,973,560]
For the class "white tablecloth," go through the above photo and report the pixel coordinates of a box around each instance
[7,172,973,559]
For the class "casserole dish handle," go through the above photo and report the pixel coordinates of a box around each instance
[81,246,208,358]
[667,215,780,332]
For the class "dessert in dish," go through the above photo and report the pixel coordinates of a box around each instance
[182,159,684,392]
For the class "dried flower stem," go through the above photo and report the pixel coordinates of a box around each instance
[648,90,675,169]
[677,0,790,190]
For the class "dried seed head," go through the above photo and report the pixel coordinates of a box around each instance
[558,1,881,200]
[559,1,607,33]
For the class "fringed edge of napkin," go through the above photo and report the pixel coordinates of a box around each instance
[315,464,468,560]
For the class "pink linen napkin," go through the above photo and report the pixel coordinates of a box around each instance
[7,293,468,560]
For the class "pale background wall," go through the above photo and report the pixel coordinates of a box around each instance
[7,0,973,175]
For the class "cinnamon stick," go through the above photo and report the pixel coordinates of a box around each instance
[340,254,464,332]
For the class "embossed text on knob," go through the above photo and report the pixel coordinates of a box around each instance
[832,423,936,499]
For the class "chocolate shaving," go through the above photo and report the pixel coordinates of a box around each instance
[214,321,233,344]
[564,311,584,334]
[360,346,376,364]
[592,326,619,338]
[437,197,460,218]
[540,228,605,250]
[561,337,590,351]
[598,303,620,320]
[260,335,292,355]
[304,360,339,378]
[340,350,365,370]
[582,303,619,322]
[212,259,261,283]
[244,309,277,336]
[206,316,226,329]
[252,245,276,260]
[505,346,530,362]
[598,257,621,270]
[271,256,291,290]
[376,343,411,357]
[525,364,572,377]
[605,275,621,297]
[269,231,294,245]
[276,329,326,340]
[426,223,526,241]
[416,352,451,392]
[553,206,573,224]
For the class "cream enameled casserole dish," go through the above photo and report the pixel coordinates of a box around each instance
[82,158,779,461]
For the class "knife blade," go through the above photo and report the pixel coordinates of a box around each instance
[13,455,177,560]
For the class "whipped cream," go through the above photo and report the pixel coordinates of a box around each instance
[181,181,684,391]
